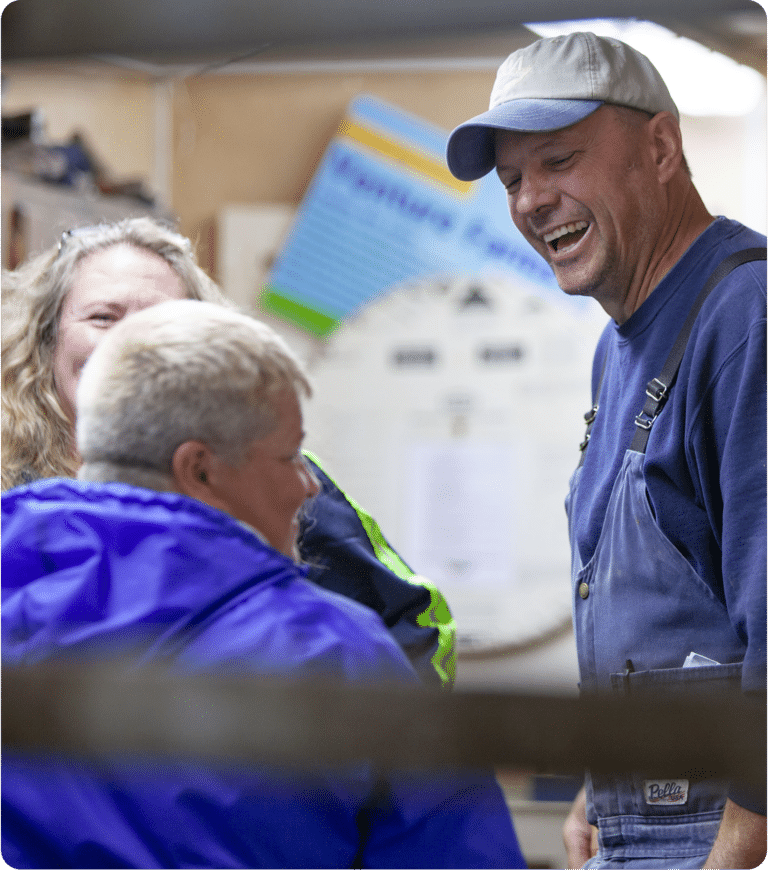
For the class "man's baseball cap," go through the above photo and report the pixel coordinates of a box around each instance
[446,32,679,181]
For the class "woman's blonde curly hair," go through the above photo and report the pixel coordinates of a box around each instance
[2,216,232,490]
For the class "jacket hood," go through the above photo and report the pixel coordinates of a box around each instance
[2,478,301,665]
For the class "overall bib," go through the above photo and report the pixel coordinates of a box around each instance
[566,249,765,868]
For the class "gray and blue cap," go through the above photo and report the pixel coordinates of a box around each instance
[446,32,679,182]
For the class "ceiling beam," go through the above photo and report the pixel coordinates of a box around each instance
[2,0,764,66]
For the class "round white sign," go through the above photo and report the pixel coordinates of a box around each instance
[305,273,606,654]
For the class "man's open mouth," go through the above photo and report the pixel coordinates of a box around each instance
[544,221,589,253]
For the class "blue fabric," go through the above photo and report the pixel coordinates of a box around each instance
[3,455,456,687]
[446,99,603,181]
[2,479,525,869]
[569,452,741,863]
[571,219,766,698]
[582,808,721,868]
[300,458,451,687]
[566,218,766,864]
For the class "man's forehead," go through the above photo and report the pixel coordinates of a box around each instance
[493,109,609,164]
[494,126,575,164]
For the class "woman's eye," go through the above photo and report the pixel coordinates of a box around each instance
[89,312,117,324]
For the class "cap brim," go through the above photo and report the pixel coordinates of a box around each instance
[446,99,604,181]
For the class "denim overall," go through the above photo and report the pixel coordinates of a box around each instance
[566,250,765,868]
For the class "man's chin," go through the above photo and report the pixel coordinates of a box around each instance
[553,276,595,299]
[550,260,605,300]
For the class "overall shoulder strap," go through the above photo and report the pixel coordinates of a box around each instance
[630,246,766,453]
[577,362,606,467]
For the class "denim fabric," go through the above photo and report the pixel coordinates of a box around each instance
[566,452,744,865]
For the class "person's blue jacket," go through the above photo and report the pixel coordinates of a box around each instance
[5,453,458,688]
[2,479,524,869]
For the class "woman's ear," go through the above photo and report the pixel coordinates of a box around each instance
[171,440,216,501]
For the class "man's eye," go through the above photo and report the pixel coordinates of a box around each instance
[549,152,575,168]
[504,177,521,192]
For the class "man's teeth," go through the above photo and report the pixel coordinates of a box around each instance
[544,221,589,246]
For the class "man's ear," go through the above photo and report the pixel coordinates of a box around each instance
[171,440,216,501]
[648,111,684,185]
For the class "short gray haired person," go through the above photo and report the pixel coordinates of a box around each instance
[2,299,525,868]
[76,299,316,561]
[447,32,766,869]
[77,300,311,497]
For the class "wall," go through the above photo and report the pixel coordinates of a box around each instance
[171,68,497,244]
[2,63,158,190]
[2,61,507,263]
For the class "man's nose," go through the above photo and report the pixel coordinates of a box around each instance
[514,171,557,217]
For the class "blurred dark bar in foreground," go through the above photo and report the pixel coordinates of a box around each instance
[3,662,764,786]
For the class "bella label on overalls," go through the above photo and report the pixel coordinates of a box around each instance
[643,780,689,805]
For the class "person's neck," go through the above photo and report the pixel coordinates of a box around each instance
[616,178,714,324]
[78,460,176,492]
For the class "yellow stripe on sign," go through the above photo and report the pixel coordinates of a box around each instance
[337,119,473,195]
